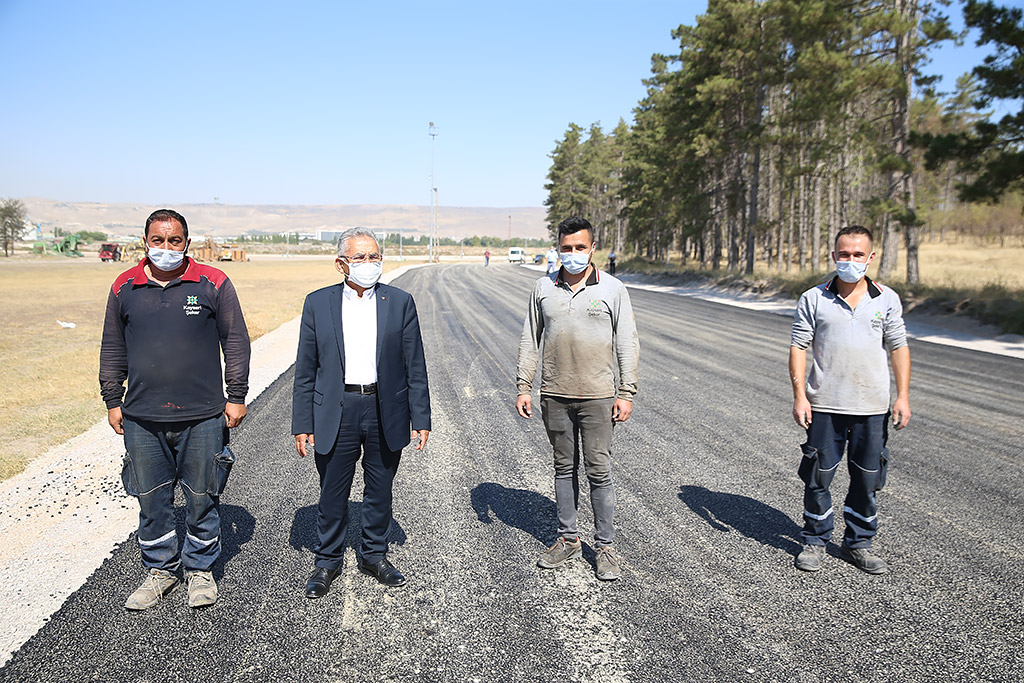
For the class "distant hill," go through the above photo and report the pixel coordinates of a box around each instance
[20,198,550,241]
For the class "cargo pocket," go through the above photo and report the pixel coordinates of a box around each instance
[797,443,820,486]
[874,447,890,492]
[208,446,236,497]
[120,452,140,497]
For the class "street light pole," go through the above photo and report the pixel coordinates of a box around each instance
[429,122,438,263]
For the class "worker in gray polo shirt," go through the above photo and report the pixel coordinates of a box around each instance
[789,225,911,575]
[516,216,639,581]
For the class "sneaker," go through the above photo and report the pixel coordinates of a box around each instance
[537,537,582,569]
[840,546,889,575]
[795,544,826,572]
[595,545,620,581]
[124,568,178,610]
[186,570,218,607]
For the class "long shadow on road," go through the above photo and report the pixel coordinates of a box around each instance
[470,482,555,545]
[678,485,802,555]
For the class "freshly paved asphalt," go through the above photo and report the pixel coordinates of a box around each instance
[2,264,1022,683]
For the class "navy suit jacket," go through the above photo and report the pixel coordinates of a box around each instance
[291,281,431,454]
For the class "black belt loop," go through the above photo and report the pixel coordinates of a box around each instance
[344,383,377,395]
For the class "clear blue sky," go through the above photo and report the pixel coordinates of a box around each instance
[0,1,1011,208]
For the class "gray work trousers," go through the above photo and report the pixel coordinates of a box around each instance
[540,395,616,547]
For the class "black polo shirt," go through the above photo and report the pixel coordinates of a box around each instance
[99,257,250,422]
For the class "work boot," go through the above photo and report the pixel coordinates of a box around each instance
[124,568,178,610]
[537,537,582,569]
[186,570,218,607]
[840,546,889,575]
[595,545,621,581]
[795,544,826,572]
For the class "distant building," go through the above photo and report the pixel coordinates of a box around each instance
[316,230,344,244]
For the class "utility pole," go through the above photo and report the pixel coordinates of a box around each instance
[508,215,512,246]
[429,122,438,263]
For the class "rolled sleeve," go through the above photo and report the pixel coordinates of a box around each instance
[882,293,908,352]
[791,292,815,350]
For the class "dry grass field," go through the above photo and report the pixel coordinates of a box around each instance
[0,256,398,480]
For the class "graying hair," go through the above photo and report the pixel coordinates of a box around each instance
[336,227,380,258]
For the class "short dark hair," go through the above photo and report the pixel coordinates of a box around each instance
[835,225,872,250]
[557,216,595,243]
[145,209,189,240]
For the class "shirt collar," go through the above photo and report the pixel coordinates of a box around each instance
[131,255,199,285]
[826,275,882,299]
[556,266,600,287]
[343,280,377,300]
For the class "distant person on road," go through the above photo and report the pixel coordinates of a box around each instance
[292,227,431,598]
[545,244,559,275]
[607,248,617,276]
[516,216,639,581]
[100,208,251,610]
[484,249,490,267]
[789,225,910,575]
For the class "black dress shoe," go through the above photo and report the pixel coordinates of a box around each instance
[305,567,339,599]
[357,557,406,587]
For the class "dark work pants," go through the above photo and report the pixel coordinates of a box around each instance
[314,392,402,569]
[540,396,617,547]
[799,412,890,549]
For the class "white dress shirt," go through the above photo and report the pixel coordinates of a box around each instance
[342,282,378,385]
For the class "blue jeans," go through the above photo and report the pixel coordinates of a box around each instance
[799,412,890,549]
[121,414,232,572]
[540,396,616,547]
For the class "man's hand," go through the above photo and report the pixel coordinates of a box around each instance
[107,407,124,434]
[892,397,911,430]
[295,433,314,458]
[612,398,633,422]
[411,429,430,451]
[792,397,813,429]
[516,394,532,419]
[224,402,247,428]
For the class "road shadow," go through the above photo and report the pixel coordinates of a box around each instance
[678,485,802,554]
[289,503,407,554]
[470,482,555,545]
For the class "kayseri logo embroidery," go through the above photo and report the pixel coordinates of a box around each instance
[183,295,202,316]
[871,310,884,330]
[587,299,605,317]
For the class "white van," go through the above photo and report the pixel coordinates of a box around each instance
[508,247,526,264]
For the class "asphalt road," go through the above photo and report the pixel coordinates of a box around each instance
[3,264,1022,683]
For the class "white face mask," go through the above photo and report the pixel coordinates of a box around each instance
[835,259,869,284]
[561,248,593,275]
[347,261,383,288]
[147,247,186,271]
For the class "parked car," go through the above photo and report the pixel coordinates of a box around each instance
[533,254,545,264]
[508,247,526,264]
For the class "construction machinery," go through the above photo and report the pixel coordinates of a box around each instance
[192,237,247,262]
[98,243,122,262]
[32,233,86,257]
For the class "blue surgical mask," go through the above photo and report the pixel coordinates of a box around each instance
[835,259,869,284]
[147,247,186,272]
[561,249,592,275]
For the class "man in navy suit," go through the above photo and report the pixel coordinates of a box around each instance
[292,227,431,597]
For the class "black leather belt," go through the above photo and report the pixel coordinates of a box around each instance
[344,383,377,395]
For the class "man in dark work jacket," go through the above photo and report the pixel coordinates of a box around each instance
[100,208,250,610]
[293,227,430,598]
